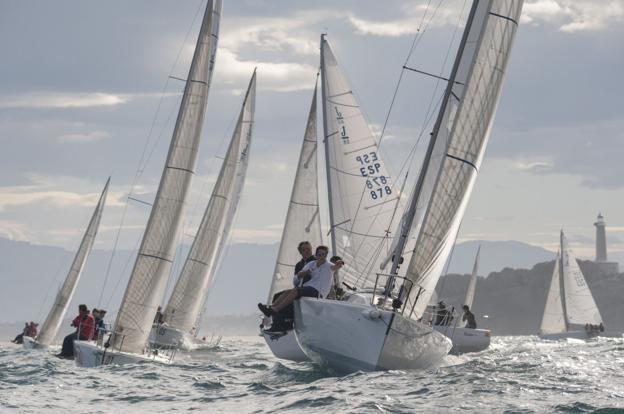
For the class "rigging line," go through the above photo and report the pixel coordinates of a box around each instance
[339,0,450,273]
[97,0,206,308]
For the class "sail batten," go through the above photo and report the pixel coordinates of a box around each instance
[37,178,109,346]
[267,80,323,302]
[400,0,524,319]
[111,0,222,353]
[164,70,256,334]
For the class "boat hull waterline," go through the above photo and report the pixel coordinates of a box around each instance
[73,340,172,367]
[294,298,451,373]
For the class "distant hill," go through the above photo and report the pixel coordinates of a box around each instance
[435,260,624,335]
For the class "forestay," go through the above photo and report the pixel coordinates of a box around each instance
[539,251,566,335]
[111,0,221,354]
[463,245,480,309]
[164,71,256,334]
[267,81,323,302]
[402,0,524,319]
[37,179,109,346]
[320,36,399,289]
[560,231,602,327]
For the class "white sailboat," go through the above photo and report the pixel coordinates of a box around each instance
[294,0,524,372]
[151,70,256,350]
[260,79,322,362]
[433,246,491,353]
[23,178,109,350]
[74,0,222,367]
[539,231,616,339]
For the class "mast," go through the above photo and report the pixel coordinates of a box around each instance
[110,0,222,353]
[387,0,481,283]
[320,34,337,254]
[36,178,109,346]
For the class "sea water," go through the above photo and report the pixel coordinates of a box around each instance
[1,336,623,413]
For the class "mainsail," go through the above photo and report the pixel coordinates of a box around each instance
[111,0,221,353]
[560,231,602,328]
[164,70,256,334]
[463,245,480,309]
[399,0,524,319]
[539,251,566,335]
[320,36,399,289]
[36,179,109,346]
[267,80,323,302]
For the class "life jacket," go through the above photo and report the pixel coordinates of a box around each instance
[77,313,95,340]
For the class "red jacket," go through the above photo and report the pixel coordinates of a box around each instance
[72,312,95,340]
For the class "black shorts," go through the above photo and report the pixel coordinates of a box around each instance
[296,286,319,299]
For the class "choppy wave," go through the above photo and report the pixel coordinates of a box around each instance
[1,336,624,413]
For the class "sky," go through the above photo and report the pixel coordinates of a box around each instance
[1,0,623,262]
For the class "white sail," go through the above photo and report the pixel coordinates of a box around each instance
[402,0,524,319]
[36,179,109,346]
[111,0,221,353]
[463,245,480,309]
[267,80,323,302]
[320,36,399,289]
[539,251,566,335]
[164,70,256,334]
[560,231,603,327]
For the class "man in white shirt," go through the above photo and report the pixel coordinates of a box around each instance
[258,245,343,318]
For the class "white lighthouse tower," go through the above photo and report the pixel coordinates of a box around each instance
[594,213,619,274]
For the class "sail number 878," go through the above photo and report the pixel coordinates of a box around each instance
[366,176,391,199]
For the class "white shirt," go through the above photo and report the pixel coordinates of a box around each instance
[300,260,334,298]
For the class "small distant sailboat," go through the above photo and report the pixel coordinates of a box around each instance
[294,0,524,372]
[539,231,616,340]
[74,0,222,367]
[151,70,256,350]
[260,79,322,362]
[433,246,491,353]
[23,179,109,350]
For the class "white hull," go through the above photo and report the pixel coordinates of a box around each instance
[22,336,45,350]
[74,340,172,367]
[539,330,622,340]
[433,325,491,354]
[294,298,451,373]
[261,329,309,362]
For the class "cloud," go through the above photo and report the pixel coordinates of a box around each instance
[0,92,131,109]
[57,130,111,143]
[215,48,318,93]
[0,220,31,242]
[522,0,624,32]
[512,159,553,172]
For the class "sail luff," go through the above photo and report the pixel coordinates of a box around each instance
[463,245,480,309]
[111,0,222,353]
[539,251,566,335]
[267,79,323,303]
[402,0,524,319]
[37,178,110,346]
[163,70,256,334]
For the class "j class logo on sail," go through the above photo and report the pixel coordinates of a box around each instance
[356,152,392,201]
[334,107,350,144]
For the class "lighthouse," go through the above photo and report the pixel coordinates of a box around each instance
[593,213,619,274]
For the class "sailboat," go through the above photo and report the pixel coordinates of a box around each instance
[151,70,256,350]
[74,0,222,367]
[23,179,109,350]
[539,231,615,340]
[433,246,491,353]
[294,0,524,372]
[260,79,322,362]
